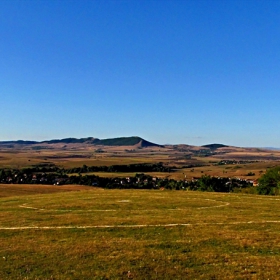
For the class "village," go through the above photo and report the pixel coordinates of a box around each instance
[0,165,255,193]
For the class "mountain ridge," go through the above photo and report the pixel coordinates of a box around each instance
[0,136,162,148]
[1,137,277,150]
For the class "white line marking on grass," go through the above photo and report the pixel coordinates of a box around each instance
[18,198,230,212]
[1,220,280,230]
[197,199,230,209]
[19,204,45,211]
[19,205,117,212]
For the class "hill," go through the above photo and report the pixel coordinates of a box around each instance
[41,137,98,144]
[202,143,229,150]
[0,136,161,148]
[94,137,161,147]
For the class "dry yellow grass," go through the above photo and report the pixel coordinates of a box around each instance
[0,184,96,197]
[1,188,280,279]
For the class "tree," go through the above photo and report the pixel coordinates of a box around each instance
[197,175,214,192]
[257,167,280,195]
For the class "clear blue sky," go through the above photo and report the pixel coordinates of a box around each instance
[1,0,280,147]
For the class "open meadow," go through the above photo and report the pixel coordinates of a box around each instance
[1,185,280,279]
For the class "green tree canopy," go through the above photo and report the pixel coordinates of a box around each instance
[257,166,280,195]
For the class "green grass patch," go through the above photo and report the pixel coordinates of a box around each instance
[1,188,280,279]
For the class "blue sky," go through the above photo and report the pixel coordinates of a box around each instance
[1,0,280,147]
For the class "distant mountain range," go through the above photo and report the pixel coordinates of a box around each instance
[263,147,280,151]
[1,137,278,150]
[0,136,162,148]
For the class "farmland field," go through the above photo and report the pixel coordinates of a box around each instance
[1,186,280,279]
[1,143,280,181]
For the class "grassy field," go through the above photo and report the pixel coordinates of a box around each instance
[83,161,280,181]
[1,186,280,279]
[0,184,95,198]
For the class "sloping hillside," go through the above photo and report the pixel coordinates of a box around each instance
[94,137,161,147]
[0,136,161,148]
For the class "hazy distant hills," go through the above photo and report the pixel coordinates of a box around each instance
[263,147,280,151]
[0,137,278,151]
[202,144,228,150]
[0,136,162,148]
[1,136,280,162]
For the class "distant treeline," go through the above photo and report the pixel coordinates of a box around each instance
[2,163,174,174]
[0,164,252,193]
[0,163,214,175]
[2,163,280,195]
[65,163,173,173]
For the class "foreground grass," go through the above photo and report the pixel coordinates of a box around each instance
[1,188,280,279]
[0,184,95,198]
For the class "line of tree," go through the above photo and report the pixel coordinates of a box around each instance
[1,163,174,175]
[0,166,252,193]
[65,163,174,173]
[2,164,280,195]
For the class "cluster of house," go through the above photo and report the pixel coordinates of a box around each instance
[215,160,258,165]
[0,173,65,185]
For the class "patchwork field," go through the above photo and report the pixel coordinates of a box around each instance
[1,145,280,182]
[1,186,280,279]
